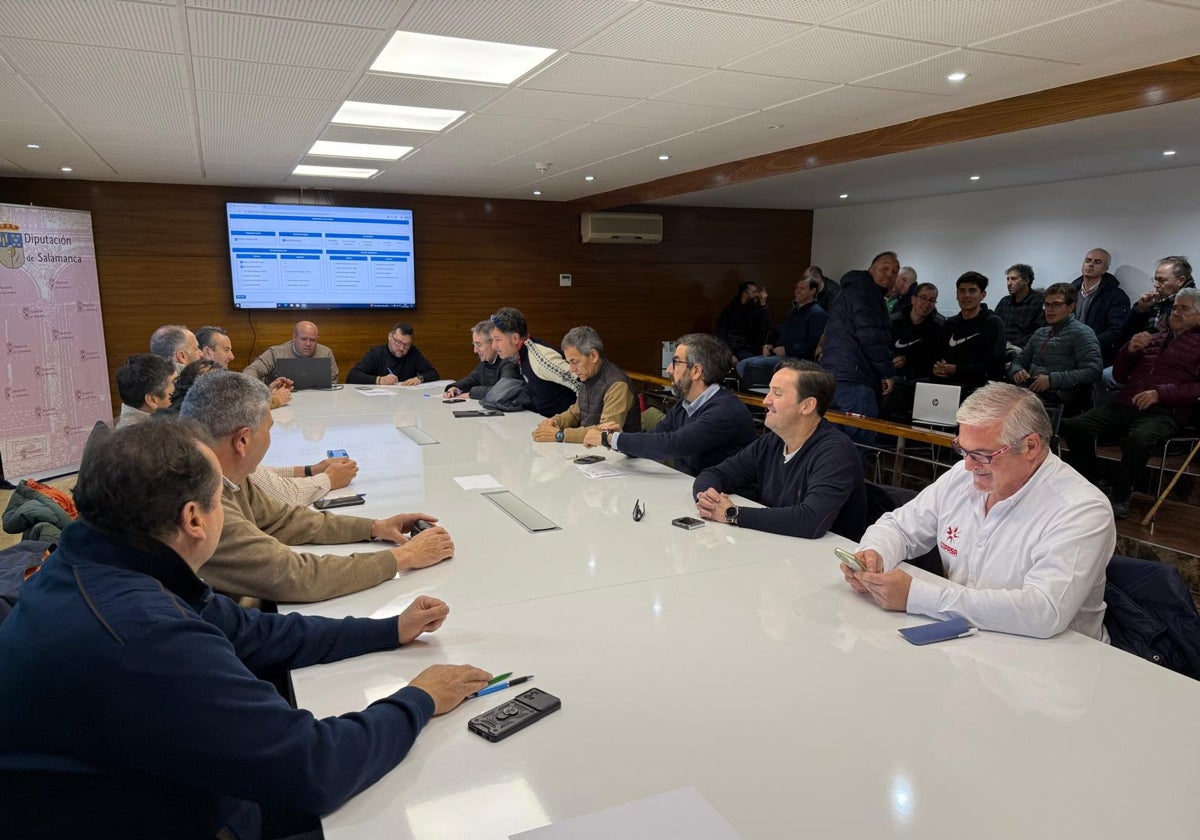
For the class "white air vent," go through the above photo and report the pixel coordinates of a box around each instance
[580,212,663,244]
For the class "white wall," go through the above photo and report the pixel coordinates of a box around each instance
[812,165,1200,314]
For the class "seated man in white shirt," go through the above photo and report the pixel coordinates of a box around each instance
[841,382,1114,640]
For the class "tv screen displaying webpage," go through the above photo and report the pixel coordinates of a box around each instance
[226,203,415,309]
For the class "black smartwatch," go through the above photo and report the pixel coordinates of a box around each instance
[555,430,564,442]
[724,505,740,526]
[600,430,609,448]
[304,465,313,477]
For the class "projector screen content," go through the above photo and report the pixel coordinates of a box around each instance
[226,203,415,309]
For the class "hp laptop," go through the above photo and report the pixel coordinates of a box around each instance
[275,357,333,390]
[912,382,961,428]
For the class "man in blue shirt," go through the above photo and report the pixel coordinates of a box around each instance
[583,333,756,475]
[0,418,490,839]
[693,359,868,540]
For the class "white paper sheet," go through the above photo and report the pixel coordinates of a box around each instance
[454,474,502,491]
[510,787,742,840]
[352,387,393,396]
[577,462,622,479]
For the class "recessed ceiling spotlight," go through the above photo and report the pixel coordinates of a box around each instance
[584,175,594,181]
[658,154,670,161]
[60,166,72,172]
[839,193,848,199]
[947,72,969,82]
[533,190,542,196]
[1163,149,1177,156]
[26,143,39,149]
[969,175,980,181]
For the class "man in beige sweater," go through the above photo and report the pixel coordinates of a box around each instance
[181,370,454,604]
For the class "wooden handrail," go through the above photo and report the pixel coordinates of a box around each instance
[628,371,955,447]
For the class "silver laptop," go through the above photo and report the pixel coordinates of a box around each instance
[912,382,961,427]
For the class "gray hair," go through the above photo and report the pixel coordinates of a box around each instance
[676,333,732,386]
[150,324,190,360]
[1175,287,1200,308]
[898,266,917,281]
[180,370,270,440]
[562,325,604,357]
[471,320,494,336]
[1157,255,1193,284]
[956,382,1052,447]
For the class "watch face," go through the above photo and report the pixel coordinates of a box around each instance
[725,506,738,524]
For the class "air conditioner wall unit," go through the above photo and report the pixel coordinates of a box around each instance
[580,212,663,244]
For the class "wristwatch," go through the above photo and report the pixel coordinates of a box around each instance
[600,430,609,448]
[555,430,564,442]
[724,505,739,526]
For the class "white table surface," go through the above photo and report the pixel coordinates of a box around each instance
[274,389,1200,840]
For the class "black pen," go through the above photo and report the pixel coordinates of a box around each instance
[469,675,534,699]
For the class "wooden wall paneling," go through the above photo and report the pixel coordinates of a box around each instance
[1,178,811,417]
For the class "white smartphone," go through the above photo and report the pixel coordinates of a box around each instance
[835,547,865,572]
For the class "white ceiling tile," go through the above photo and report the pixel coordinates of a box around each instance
[857,49,1072,96]
[193,57,354,99]
[0,39,188,86]
[350,74,504,110]
[597,100,751,133]
[187,0,414,28]
[407,130,541,168]
[204,161,296,179]
[318,124,437,148]
[108,159,204,176]
[482,88,636,121]
[767,84,952,121]
[976,1,1200,63]
[446,113,582,142]
[110,164,206,180]
[728,27,952,83]
[578,3,809,67]
[201,125,314,160]
[653,70,835,109]
[699,110,829,141]
[665,0,876,24]
[188,8,388,70]
[401,0,635,50]
[0,122,79,146]
[0,156,23,173]
[32,77,193,115]
[828,0,1105,45]
[521,53,705,99]
[197,90,336,123]
[483,124,680,175]
[0,0,180,50]
[0,73,41,102]
[67,119,193,146]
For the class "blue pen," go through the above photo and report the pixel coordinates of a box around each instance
[469,675,533,699]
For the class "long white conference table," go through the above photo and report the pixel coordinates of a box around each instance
[274,385,1200,840]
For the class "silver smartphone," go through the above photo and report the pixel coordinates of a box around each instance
[835,547,865,572]
[671,516,705,530]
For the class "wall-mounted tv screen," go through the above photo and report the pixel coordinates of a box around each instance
[226,203,415,309]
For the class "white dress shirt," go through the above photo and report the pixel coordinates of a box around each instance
[858,453,1114,641]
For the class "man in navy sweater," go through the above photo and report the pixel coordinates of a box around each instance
[0,418,490,839]
[583,333,756,475]
[346,322,439,386]
[693,359,868,540]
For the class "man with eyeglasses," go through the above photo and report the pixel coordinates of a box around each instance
[347,322,439,386]
[1060,287,1200,519]
[443,320,520,399]
[841,383,1114,640]
[583,333,756,476]
[885,281,944,421]
[1007,283,1101,413]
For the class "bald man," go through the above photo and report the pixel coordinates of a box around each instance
[244,320,339,386]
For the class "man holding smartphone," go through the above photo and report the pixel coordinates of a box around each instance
[182,371,457,606]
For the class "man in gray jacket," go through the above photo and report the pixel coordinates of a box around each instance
[1008,283,1101,414]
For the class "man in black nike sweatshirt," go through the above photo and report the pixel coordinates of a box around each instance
[932,271,1006,399]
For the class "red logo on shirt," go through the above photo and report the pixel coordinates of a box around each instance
[939,526,960,556]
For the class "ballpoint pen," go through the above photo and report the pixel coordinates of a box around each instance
[469,675,534,699]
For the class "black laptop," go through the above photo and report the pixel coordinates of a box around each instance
[275,357,334,390]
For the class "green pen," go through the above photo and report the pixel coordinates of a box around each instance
[487,672,512,686]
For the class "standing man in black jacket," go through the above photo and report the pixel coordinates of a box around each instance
[347,322,439,386]
[1071,247,1131,365]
